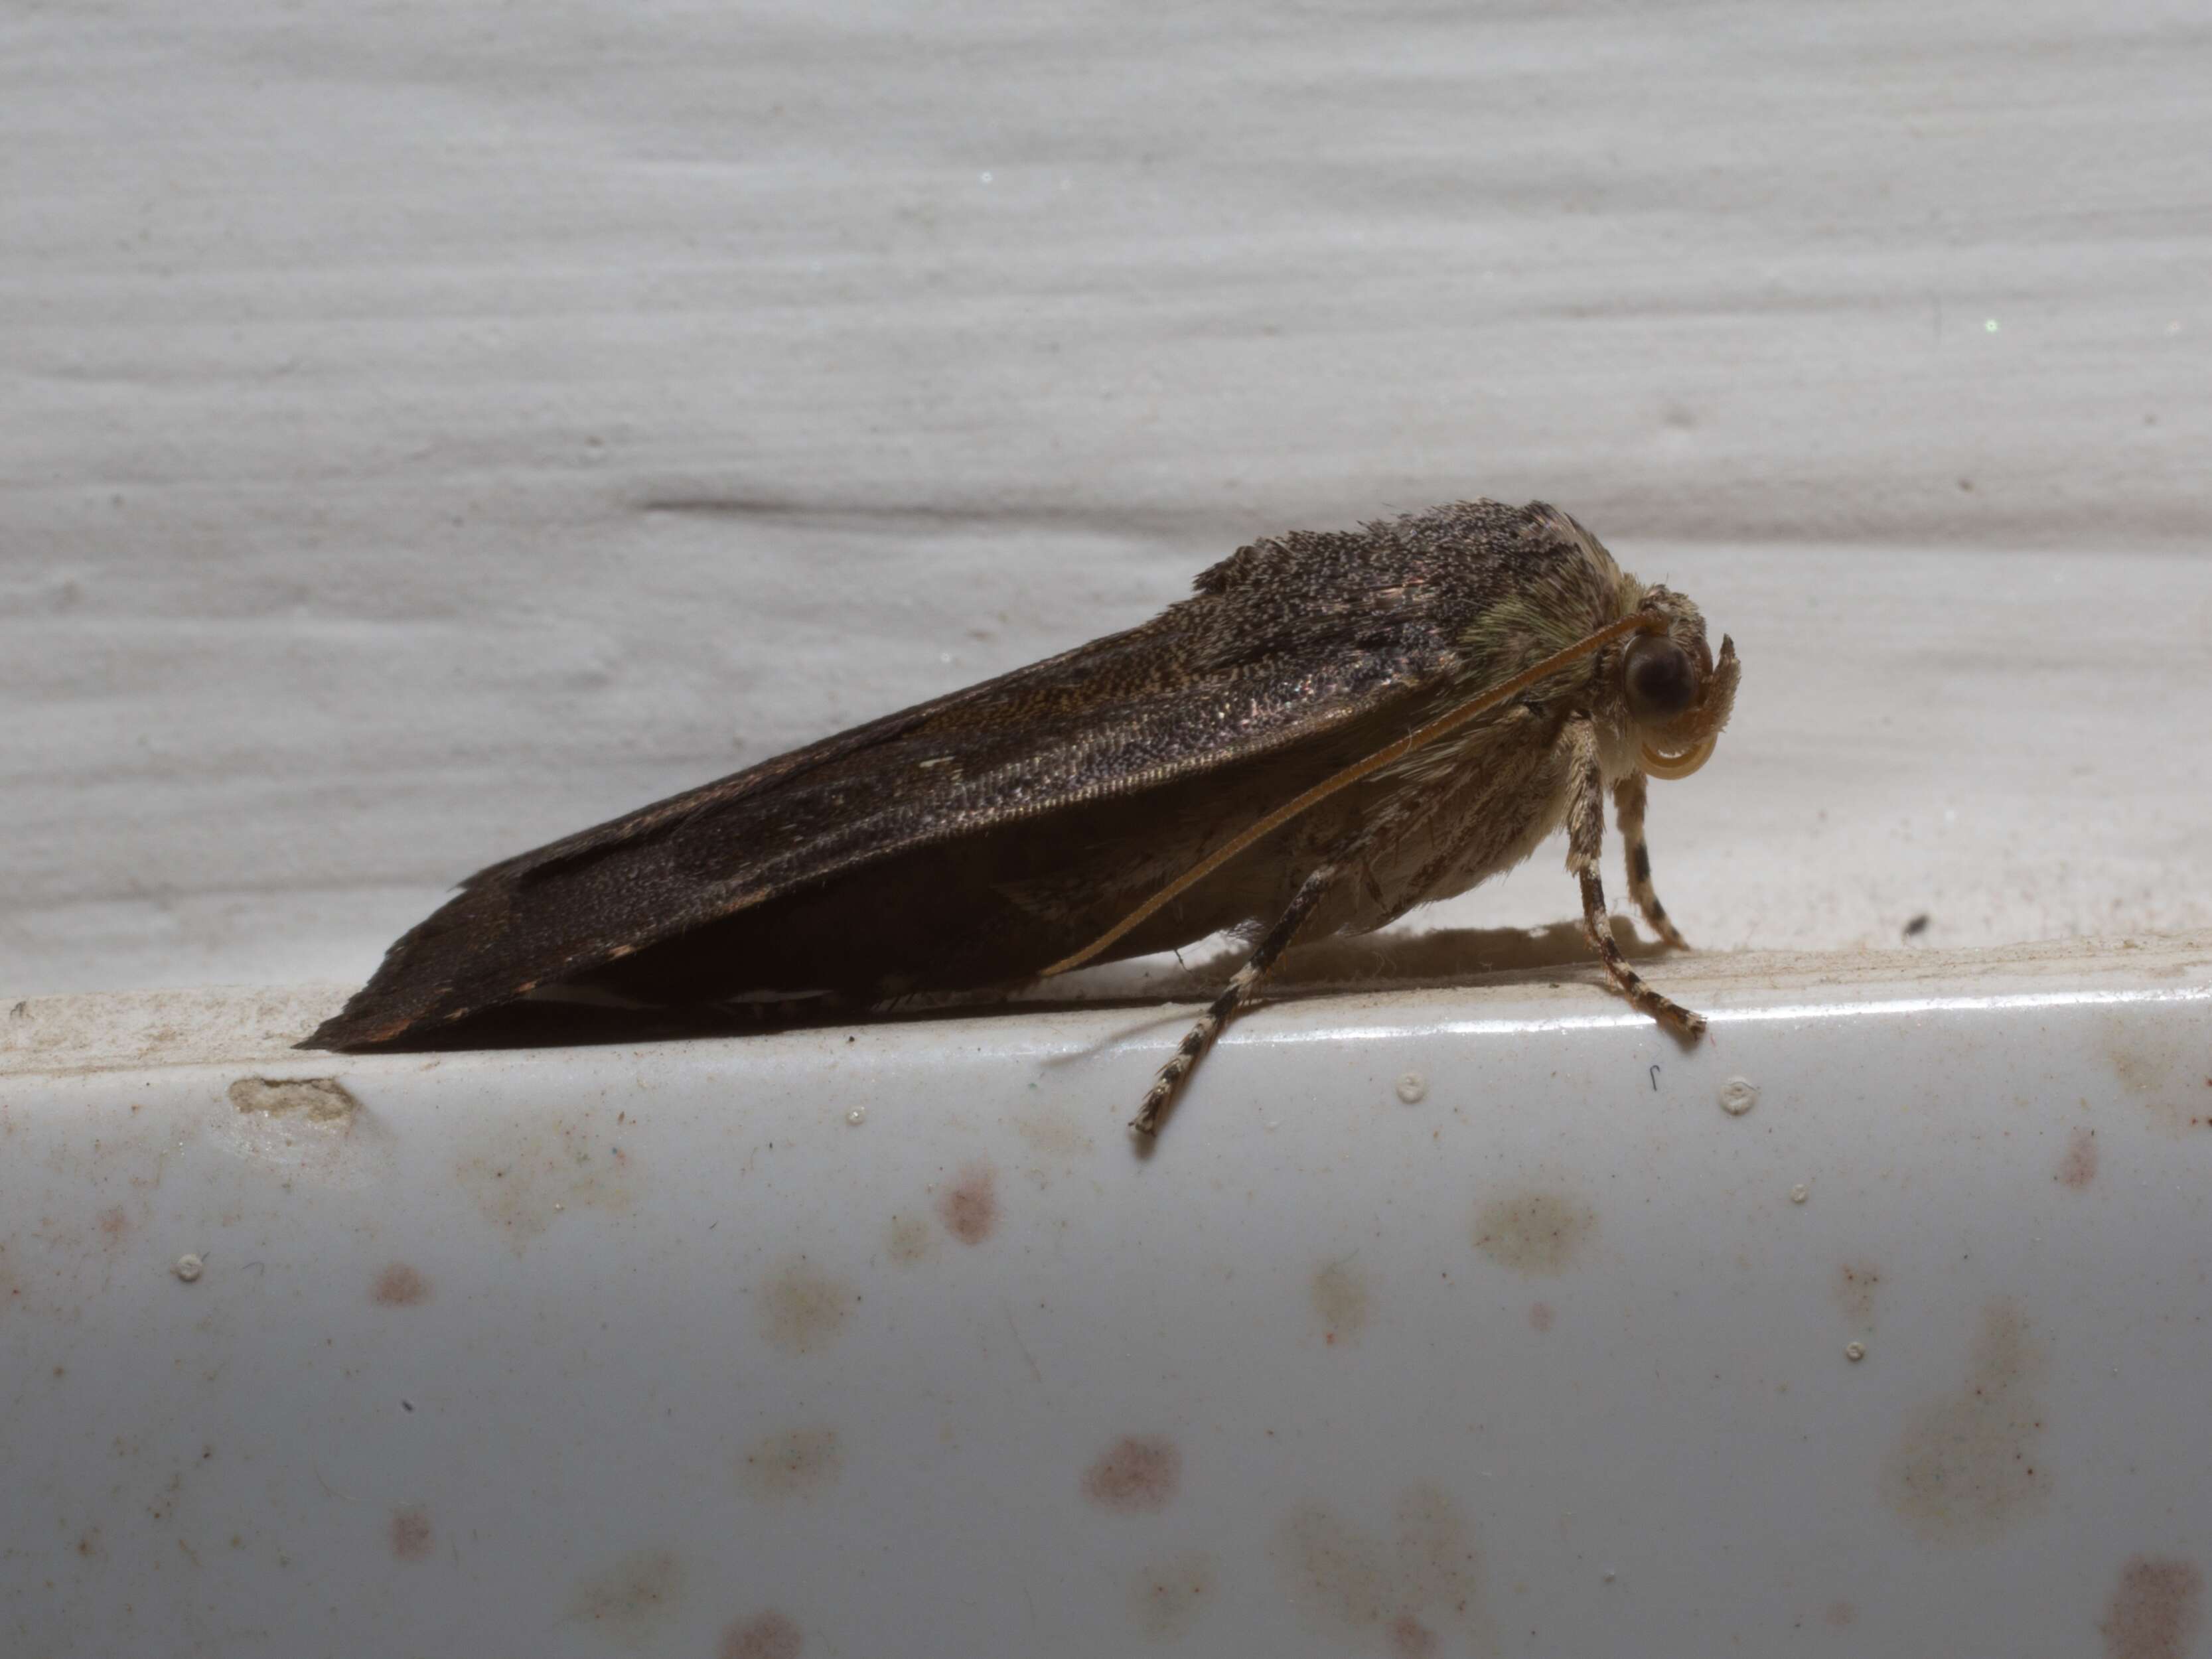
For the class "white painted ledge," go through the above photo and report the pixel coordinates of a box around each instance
[6,935,2211,1655]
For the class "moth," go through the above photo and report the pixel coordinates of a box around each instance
[307,499,1739,1138]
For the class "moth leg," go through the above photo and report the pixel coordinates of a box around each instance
[1566,723,1706,1037]
[1610,772,1689,950]
[1134,858,1345,1140]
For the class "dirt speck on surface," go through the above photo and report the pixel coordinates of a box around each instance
[720,1610,803,1659]
[388,1506,433,1561]
[1084,1435,1181,1513]
[759,1260,857,1354]
[2056,1126,2100,1189]
[2101,1558,2203,1659]
[1276,1504,1387,1629]
[738,1427,843,1500]
[96,1206,129,1244]
[1836,1262,1883,1327]
[937,1164,999,1245]
[568,1547,686,1640]
[1528,1301,1554,1333]
[455,1111,640,1245]
[228,1076,358,1120]
[885,1214,934,1264]
[1130,1551,1215,1641]
[1472,1189,1596,1276]
[2099,1015,2212,1134]
[1272,1486,1487,1650]
[1825,1601,1856,1628]
[1311,1259,1370,1345]
[1881,1300,2050,1544]
[371,1263,430,1307]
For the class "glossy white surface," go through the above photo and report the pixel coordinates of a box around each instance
[6,937,2210,1655]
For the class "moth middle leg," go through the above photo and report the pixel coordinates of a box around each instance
[1132,856,1345,1139]
[1565,721,1706,1037]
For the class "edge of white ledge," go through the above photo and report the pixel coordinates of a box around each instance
[7,928,2209,1080]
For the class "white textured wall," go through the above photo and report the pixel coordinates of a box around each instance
[5,0,2208,996]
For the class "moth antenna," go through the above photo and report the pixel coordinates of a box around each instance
[1041,610,1662,978]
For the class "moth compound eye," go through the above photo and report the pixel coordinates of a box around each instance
[1624,636,1696,721]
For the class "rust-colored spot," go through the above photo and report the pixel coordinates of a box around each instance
[759,1260,858,1355]
[371,1263,431,1307]
[97,1206,129,1244]
[738,1427,843,1500]
[1836,1262,1882,1327]
[2101,1557,2203,1659]
[1389,1611,1439,1656]
[1471,1189,1595,1276]
[1528,1301,1554,1333]
[2056,1127,2099,1190]
[75,1526,103,1559]
[1272,1485,1486,1645]
[1130,1551,1215,1641]
[1311,1260,1371,1345]
[885,1214,933,1263]
[720,1610,803,1659]
[389,1506,433,1561]
[569,1548,687,1638]
[1084,1435,1181,1513]
[937,1164,999,1246]
[1882,1300,2049,1544]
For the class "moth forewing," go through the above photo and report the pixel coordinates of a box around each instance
[305,498,1736,1154]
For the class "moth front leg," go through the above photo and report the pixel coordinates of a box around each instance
[1610,771,1689,950]
[1132,857,1346,1139]
[1564,723,1706,1037]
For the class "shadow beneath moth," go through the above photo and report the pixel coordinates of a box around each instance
[306,500,1739,1141]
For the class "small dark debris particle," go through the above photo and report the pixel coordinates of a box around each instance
[1903,914,1931,939]
[401,1400,414,1413]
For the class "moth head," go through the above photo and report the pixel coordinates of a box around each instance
[1623,587,1738,781]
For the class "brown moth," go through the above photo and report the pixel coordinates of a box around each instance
[306,499,1739,1137]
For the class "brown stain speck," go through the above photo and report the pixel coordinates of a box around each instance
[1825,1601,1856,1628]
[455,1111,640,1246]
[1835,1262,1882,1327]
[2057,1127,2100,1190]
[228,1076,358,1120]
[96,1206,129,1244]
[1084,1435,1181,1513]
[2099,1015,2212,1135]
[1881,1300,2049,1544]
[371,1263,431,1307]
[937,1164,999,1245]
[759,1260,858,1354]
[720,1610,803,1659]
[1272,1486,1487,1646]
[1528,1301,1554,1333]
[569,1547,686,1639]
[1310,1260,1371,1345]
[1130,1550,1215,1642]
[885,1214,934,1264]
[388,1506,433,1561]
[1276,1504,1387,1629]
[1472,1188,1596,1276]
[738,1427,843,1500]
[2101,1558,2204,1659]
